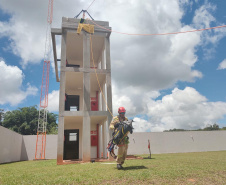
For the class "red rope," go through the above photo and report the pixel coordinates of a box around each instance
[86,0,97,11]
[89,19,226,36]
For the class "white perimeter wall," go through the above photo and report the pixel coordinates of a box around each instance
[21,135,57,161]
[0,126,23,164]
[128,131,226,155]
[0,126,57,164]
[1,125,226,164]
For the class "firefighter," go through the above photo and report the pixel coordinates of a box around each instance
[110,107,129,169]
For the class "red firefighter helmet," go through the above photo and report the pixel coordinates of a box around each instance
[118,107,126,114]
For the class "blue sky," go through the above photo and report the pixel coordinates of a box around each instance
[0,0,226,132]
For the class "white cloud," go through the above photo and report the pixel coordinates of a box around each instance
[104,0,226,131]
[192,2,216,28]
[0,60,38,106]
[217,59,226,70]
[0,0,223,86]
[113,86,226,132]
[132,117,152,132]
[0,0,83,68]
[47,90,59,112]
[0,16,46,68]
[112,80,162,116]
[1,0,226,130]
[0,0,218,85]
[143,87,226,132]
[112,83,136,116]
[105,0,205,92]
[192,2,226,59]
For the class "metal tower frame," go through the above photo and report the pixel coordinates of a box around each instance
[35,0,53,160]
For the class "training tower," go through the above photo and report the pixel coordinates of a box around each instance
[51,17,112,164]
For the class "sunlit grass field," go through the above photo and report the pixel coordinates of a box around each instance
[0,151,226,184]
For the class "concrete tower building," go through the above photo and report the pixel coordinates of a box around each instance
[51,17,112,164]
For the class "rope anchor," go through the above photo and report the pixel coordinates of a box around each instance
[75,9,94,20]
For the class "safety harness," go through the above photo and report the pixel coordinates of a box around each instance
[107,120,134,159]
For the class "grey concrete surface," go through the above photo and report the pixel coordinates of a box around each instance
[57,31,67,164]
[0,126,57,164]
[21,135,57,161]
[0,126,23,164]
[82,32,91,161]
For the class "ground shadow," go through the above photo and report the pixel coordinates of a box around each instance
[143,157,155,160]
[122,165,148,171]
[0,160,28,165]
[20,138,28,161]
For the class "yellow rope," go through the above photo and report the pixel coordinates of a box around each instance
[89,34,113,118]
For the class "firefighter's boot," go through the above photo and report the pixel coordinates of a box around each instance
[117,164,123,170]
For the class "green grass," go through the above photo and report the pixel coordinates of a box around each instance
[0,151,226,185]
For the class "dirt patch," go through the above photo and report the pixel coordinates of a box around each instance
[126,155,143,160]
[188,179,196,182]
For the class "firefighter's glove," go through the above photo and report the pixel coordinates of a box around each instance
[130,130,133,134]
[114,123,120,129]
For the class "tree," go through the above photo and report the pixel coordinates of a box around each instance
[46,112,58,134]
[203,123,220,131]
[2,106,58,135]
[164,128,186,132]
[0,108,4,126]
[163,123,224,132]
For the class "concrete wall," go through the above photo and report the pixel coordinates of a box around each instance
[21,135,57,161]
[0,126,57,164]
[0,126,23,164]
[127,131,226,155]
[1,125,226,164]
